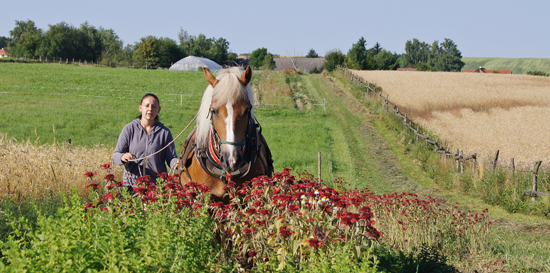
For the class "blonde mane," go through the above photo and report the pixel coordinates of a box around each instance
[195,67,255,149]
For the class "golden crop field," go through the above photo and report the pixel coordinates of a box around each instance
[0,135,122,200]
[352,70,550,166]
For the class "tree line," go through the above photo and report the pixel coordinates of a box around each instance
[2,20,238,67]
[321,37,464,72]
[3,20,465,72]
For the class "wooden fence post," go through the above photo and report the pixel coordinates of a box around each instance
[532,161,542,202]
[318,152,322,185]
[460,150,464,174]
[493,150,500,171]
[472,153,477,176]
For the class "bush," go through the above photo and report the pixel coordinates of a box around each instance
[0,187,228,272]
[526,70,549,77]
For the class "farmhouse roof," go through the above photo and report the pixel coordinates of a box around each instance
[169,56,222,72]
[462,67,512,74]
[0,48,5,54]
[274,57,325,73]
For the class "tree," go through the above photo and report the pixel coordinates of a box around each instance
[402,38,431,68]
[0,36,11,49]
[322,49,346,71]
[249,47,269,69]
[434,38,464,72]
[306,48,319,58]
[9,20,42,57]
[36,22,74,59]
[178,28,232,65]
[369,42,382,55]
[157,37,183,66]
[133,36,160,66]
[261,53,276,70]
[374,50,399,70]
[346,37,376,70]
[99,28,123,65]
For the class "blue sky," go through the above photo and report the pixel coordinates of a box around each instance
[1,0,548,58]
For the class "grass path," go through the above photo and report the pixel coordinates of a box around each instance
[317,71,550,272]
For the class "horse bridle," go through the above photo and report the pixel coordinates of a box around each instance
[200,103,260,184]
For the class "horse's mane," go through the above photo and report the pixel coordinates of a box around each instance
[196,67,255,149]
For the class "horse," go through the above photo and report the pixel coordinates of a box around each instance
[178,66,273,201]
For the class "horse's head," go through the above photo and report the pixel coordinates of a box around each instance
[199,66,254,173]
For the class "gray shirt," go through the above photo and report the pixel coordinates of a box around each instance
[112,119,178,186]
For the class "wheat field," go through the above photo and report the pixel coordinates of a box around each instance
[353,70,550,165]
[0,134,122,200]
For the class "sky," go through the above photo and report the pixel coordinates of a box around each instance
[1,0,549,58]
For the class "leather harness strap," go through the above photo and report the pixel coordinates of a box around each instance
[179,117,273,185]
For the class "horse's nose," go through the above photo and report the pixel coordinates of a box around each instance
[221,148,242,172]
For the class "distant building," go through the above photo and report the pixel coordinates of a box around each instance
[0,48,6,58]
[463,67,512,74]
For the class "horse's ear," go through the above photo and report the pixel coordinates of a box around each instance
[240,66,252,86]
[203,67,218,87]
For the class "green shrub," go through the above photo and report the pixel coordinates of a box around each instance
[0,189,229,272]
[526,70,549,77]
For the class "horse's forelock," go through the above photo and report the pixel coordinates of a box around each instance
[196,67,254,149]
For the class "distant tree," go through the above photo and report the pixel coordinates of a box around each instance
[0,36,11,49]
[346,37,376,70]
[261,53,276,70]
[249,47,269,69]
[433,38,464,72]
[402,38,431,67]
[79,21,102,61]
[133,36,160,66]
[370,42,382,55]
[178,28,231,65]
[374,50,399,70]
[306,48,319,58]
[157,37,184,66]
[121,44,134,65]
[99,28,123,65]
[36,22,74,59]
[9,20,42,57]
[322,49,346,71]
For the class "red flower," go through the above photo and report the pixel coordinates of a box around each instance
[279,226,295,238]
[103,174,115,181]
[100,163,112,169]
[248,250,258,258]
[242,228,254,236]
[86,183,100,190]
[306,238,324,248]
[84,171,97,178]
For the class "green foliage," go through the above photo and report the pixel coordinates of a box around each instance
[0,189,227,272]
[373,50,400,70]
[178,28,232,65]
[526,70,549,77]
[0,36,11,49]
[8,20,42,57]
[322,49,346,71]
[346,37,376,70]
[249,47,269,69]
[306,48,319,58]
[261,53,276,70]
[403,38,464,72]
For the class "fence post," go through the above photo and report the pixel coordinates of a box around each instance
[460,150,464,174]
[456,149,460,171]
[493,150,499,171]
[318,152,322,184]
[323,99,327,115]
[472,153,477,176]
[532,161,542,202]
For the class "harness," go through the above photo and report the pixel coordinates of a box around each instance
[179,114,273,186]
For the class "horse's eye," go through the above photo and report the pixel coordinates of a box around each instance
[210,108,218,116]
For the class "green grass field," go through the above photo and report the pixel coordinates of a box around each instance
[462,57,550,74]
